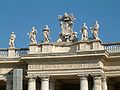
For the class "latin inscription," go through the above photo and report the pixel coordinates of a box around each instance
[28,63,99,70]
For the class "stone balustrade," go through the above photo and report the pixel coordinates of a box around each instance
[29,40,104,54]
[28,41,120,54]
[0,48,29,58]
[0,41,120,58]
[0,49,8,57]
[103,42,120,53]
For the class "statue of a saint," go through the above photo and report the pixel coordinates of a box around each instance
[9,32,16,48]
[28,27,37,44]
[90,21,100,40]
[57,13,77,42]
[70,32,78,42]
[81,23,88,41]
[43,25,50,43]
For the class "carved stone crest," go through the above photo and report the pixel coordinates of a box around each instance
[57,13,77,42]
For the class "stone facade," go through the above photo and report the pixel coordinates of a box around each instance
[0,13,120,90]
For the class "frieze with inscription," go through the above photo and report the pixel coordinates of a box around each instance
[28,63,100,70]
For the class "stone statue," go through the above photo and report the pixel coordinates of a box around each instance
[9,32,16,48]
[43,25,50,43]
[90,21,100,40]
[81,23,88,41]
[70,32,78,42]
[28,27,37,44]
[57,13,77,42]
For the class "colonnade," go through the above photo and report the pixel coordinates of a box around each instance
[27,75,108,90]
[28,77,50,90]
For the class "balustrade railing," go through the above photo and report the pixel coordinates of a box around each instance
[15,48,29,56]
[0,42,120,58]
[0,48,29,58]
[103,42,120,53]
[0,49,8,57]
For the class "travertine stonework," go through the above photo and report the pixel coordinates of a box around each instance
[0,13,120,90]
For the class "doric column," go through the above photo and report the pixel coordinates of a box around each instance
[13,69,23,90]
[93,76,102,90]
[102,77,107,90]
[41,77,49,90]
[6,78,12,90]
[50,79,55,90]
[55,81,62,90]
[108,80,114,90]
[80,76,88,90]
[28,78,36,90]
[36,79,40,90]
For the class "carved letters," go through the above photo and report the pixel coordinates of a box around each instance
[28,63,99,70]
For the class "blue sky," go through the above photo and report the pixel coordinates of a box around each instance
[0,0,120,48]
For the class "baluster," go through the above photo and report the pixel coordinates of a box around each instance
[113,45,115,52]
[118,45,120,51]
[111,45,113,52]
[109,46,111,52]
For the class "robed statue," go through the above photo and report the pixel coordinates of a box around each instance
[43,25,50,43]
[28,27,38,44]
[9,32,16,48]
[90,21,100,40]
[81,23,88,41]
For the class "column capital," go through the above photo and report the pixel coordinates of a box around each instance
[77,73,89,77]
[79,75,88,81]
[90,73,103,77]
[101,76,107,82]
[93,76,102,81]
[28,78,36,83]
[40,76,50,81]
[26,75,37,79]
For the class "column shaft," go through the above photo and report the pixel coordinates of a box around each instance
[28,78,36,90]
[108,85,114,90]
[108,82,114,90]
[102,77,107,90]
[80,76,88,90]
[50,79,55,90]
[36,82,40,90]
[41,77,49,90]
[6,79,12,90]
[93,76,102,90]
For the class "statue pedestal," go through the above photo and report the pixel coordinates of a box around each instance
[77,40,104,52]
[8,47,16,58]
[92,40,104,50]
[28,40,104,54]
[29,44,38,54]
[39,43,53,53]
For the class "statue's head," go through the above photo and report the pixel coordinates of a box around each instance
[43,25,50,31]
[83,23,86,26]
[64,13,68,17]
[63,13,70,22]
[83,23,88,29]
[11,32,14,34]
[94,21,99,30]
[32,26,35,30]
[95,21,98,24]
